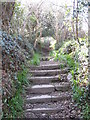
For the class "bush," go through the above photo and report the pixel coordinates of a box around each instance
[51,38,89,119]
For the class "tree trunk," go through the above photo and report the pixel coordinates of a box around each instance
[76,0,79,42]
[76,0,81,44]
[72,0,75,39]
[55,13,59,42]
[1,2,15,31]
[88,2,90,38]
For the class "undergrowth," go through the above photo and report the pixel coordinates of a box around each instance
[2,66,29,118]
[51,39,90,119]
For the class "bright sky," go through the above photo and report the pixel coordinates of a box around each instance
[20,0,73,6]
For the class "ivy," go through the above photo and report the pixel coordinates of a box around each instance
[1,31,31,118]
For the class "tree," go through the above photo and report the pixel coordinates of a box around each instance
[2,2,15,31]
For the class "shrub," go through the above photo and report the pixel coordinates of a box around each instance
[51,38,89,119]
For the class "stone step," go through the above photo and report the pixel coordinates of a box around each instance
[29,68,69,76]
[26,85,54,94]
[26,92,71,103]
[24,99,71,109]
[27,74,67,84]
[29,64,63,70]
[25,107,64,114]
[26,82,70,94]
[40,61,60,65]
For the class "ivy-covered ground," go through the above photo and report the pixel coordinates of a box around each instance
[1,31,34,118]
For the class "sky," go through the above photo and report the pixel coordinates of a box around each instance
[20,0,73,6]
[19,0,74,14]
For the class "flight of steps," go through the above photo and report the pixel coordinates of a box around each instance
[24,56,73,118]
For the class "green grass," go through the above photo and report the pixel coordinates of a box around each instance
[8,90,24,118]
[30,53,40,65]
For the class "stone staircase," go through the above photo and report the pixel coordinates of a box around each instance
[24,56,79,118]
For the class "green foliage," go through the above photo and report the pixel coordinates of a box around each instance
[52,38,89,119]
[3,66,29,118]
[30,14,37,23]
[8,91,24,118]
[11,1,25,35]
[30,13,37,28]
[82,103,90,119]
[59,64,65,69]
[52,51,77,70]
[42,28,54,37]
[17,66,29,86]
[58,40,79,55]
[30,53,40,65]
[71,75,90,119]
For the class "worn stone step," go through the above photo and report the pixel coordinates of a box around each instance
[27,74,67,84]
[27,83,70,94]
[26,82,70,94]
[29,68,69,76]
[26,92,71,103]
[53,82,71,91]
[40,61,60,65]
[25,107,64,113]
[30,64,64,70]
[24,99,71,109]
[26,85,54,94]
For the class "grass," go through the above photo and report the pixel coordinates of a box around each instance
[30,53,41,66]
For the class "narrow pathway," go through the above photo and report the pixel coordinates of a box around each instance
[24,56,81,119]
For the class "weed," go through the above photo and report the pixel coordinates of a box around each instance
[82,103,90,119]
[59,64,65,69]
[8,91,24,118]
[17,67,29,86]
[58,74,61,80]
[30,53,40,65]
